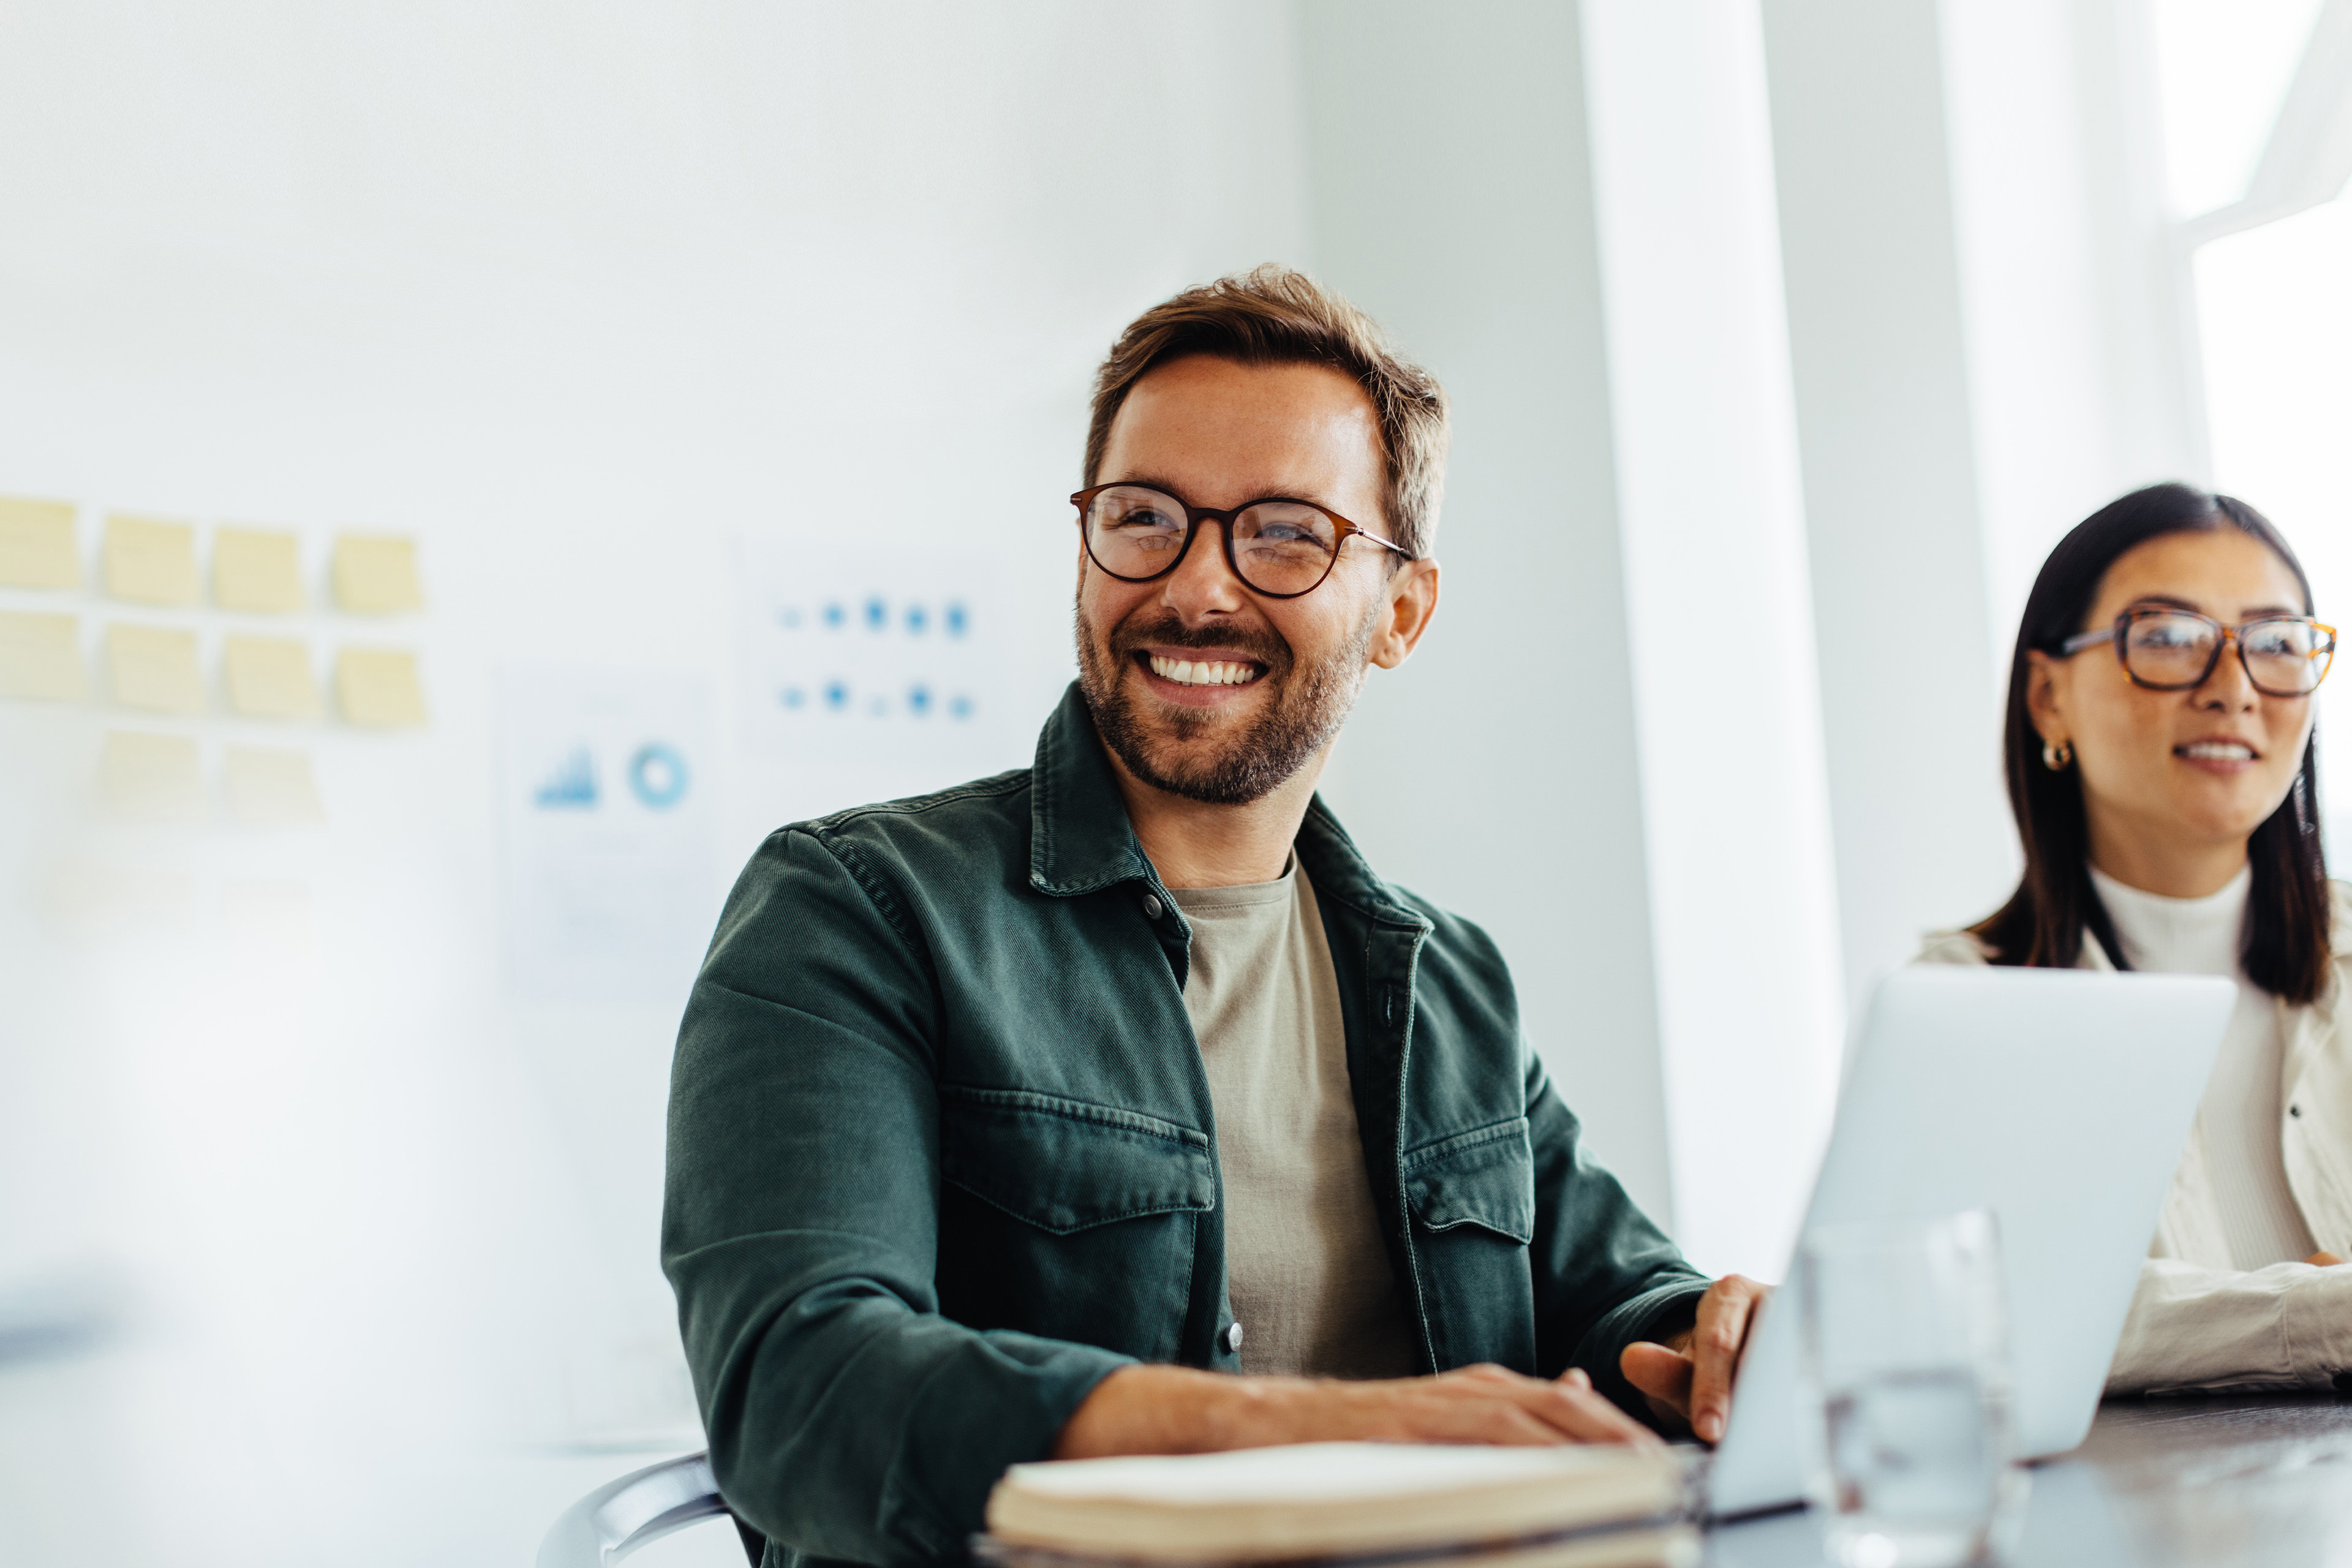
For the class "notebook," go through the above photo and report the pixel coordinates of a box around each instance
[979,1442,1697,1568]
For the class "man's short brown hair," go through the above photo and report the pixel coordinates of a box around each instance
[1084,265,1450,561]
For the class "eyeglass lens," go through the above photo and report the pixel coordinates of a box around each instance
[2123,611,2334,695]
[1082,485,1342,596]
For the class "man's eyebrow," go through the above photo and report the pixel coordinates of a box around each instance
[1101,477,1341,510]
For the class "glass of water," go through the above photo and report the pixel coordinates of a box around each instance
[1797,1209,2021,1568]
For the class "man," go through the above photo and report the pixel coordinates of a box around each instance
[665,267,1763,1568]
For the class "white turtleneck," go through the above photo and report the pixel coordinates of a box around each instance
[2089,862,2316,1270]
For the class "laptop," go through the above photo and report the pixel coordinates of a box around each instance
[1705,965,2236,1518]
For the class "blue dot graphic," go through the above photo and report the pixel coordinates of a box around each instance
[944,601,969,638]
[908,684,932,716]
[780,686,805,709]
[824,680,849,711]
[822,601,846,630]
[628,743,690,810]
[864,596,888,631]
[949,694,974,720]
[905,604,929,635]
[778,607,803,630]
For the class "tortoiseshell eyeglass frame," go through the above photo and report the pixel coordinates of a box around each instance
[1071,481,1413,600]
[2056,607,2337,697]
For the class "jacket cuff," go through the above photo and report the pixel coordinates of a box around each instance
[1573,1278,1710,1425]
[2280,1268,2352,1389]
[883,1336,1135,1558]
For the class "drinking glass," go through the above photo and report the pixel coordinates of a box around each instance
[1797,1210,2022,1568]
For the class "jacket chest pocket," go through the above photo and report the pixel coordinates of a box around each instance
[935,1086,1213,1360]
[1404,1117,1536,1371]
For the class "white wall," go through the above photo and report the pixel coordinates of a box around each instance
[0,6,1311,1564]
[0,5,2260,1562]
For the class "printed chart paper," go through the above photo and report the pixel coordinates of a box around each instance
[498,665,718,1002]
[0,497,80,589]
[737,536,1015,783]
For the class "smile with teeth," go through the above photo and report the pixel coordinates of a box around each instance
[2179,741,2256,761]
[1148,654,1263,687]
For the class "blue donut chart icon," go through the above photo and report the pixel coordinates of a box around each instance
[628,742,690,809]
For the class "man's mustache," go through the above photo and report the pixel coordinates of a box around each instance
[1108,613,1291,669]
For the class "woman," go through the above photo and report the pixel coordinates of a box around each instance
[1923,481,2346,1392]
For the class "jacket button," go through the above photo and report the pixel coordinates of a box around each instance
[2293,1105,2304,1118]
[1142,893,1164,921]
[1220,1321,1245,1354]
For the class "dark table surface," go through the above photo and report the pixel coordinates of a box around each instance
[1706,1393,2352,1566]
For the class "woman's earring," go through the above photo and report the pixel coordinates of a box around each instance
[2042,739,2075,771]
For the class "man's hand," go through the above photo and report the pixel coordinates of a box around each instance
[1618,1275,1769,1445]
[1053,1362,1662,1460]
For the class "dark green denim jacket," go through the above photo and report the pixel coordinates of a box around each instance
[663,685,1708,1568]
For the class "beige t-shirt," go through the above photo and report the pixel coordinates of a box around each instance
[1169,861,1419,1380]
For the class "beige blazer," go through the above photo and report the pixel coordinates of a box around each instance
[1917,881,2352,1393]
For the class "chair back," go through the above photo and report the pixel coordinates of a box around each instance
[537,1450,733,1567]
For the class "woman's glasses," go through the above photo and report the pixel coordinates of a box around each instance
[2058,608,2337,696]
[1071,483,1411,599]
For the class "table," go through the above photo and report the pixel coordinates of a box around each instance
[1706,1394,2352,1566]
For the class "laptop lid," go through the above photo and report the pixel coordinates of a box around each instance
[1706,965,2235,1517]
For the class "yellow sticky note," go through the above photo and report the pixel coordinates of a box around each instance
[108,623,205,713]
[336,647,427,727]
[105,514,200,605]
[43,859,198,936]
[224,745,325,825]
[0,611,87,701]
[222,635,322,721]
[222,876,315,943]
[333,533,423,614]
[0,496,80,589]
[99,730,203,820]
[214,526,305,613]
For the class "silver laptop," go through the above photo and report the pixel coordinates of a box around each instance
[1706,965,2235,1517]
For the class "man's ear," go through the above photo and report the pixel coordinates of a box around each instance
[2024,649,2067,746]
[1369,559,1439,670]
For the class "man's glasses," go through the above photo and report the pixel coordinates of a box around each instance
[1071,483,1412,600]
[2057,608,2337,697]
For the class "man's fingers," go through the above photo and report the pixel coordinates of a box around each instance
[1518,1371,1659,1448]
[1687,1276,1762,1444]
[1618,1340,1694,1412]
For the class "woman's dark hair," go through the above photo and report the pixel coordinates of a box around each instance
[1970,481,2332,1002]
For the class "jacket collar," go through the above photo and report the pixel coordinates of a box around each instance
[1025,681,1428,933]
[1028,683,1160,897]
[1296,794,1434,933]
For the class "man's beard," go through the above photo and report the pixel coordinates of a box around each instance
[1074,598,1376,806]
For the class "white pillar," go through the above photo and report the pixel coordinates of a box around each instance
[1298,0,1677,1224]
[1760,0,2021,1003]
[1581,0,1847,1281]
